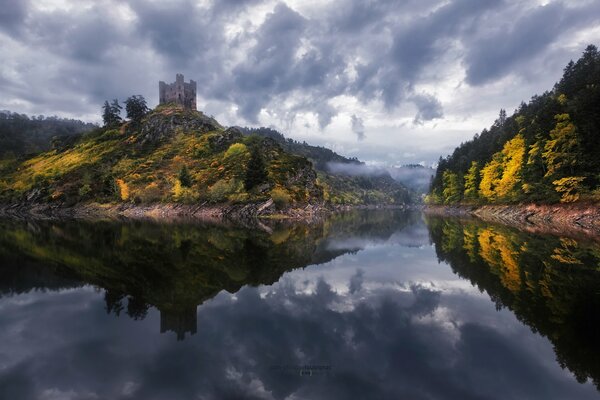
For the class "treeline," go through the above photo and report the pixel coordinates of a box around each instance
[428,45,600,205]
[0,111,97,157]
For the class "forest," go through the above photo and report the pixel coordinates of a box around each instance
[427,45,600,205]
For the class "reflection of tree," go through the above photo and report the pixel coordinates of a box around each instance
[0,210,415,340]
[426,216,600,389]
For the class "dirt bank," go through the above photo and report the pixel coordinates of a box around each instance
[425,203,600,239]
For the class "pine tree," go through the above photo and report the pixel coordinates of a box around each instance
[102,100,122,128]
[178,165,192,188]
[244,146,268,191]
[125,95,149,126]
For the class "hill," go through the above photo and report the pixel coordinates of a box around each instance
[427,45,600,205]
[0,104,412,211]
[240,127,413,204]
[0,111,97,157]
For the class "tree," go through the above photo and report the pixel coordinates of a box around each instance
[543,114,581,178]
[442,170,462,204]
[102,99,122,128]
[125,95,149,125]
[495,134,526,201]
[178,165,192,187]
[463,161,480,202]
[244,146,268,191]
[496,108,507,127]
[479,153,503,201]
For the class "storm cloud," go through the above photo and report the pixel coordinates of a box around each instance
[1,0,599,164]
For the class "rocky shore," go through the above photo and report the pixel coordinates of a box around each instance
[425,203,600,239]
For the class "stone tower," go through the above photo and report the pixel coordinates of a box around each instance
[159,74,197,110]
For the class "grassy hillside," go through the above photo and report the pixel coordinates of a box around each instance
[428,45,600,205]
[0,104,412,207]
[0,105,322,207]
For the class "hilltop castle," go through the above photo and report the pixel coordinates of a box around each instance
[159,74,197,110]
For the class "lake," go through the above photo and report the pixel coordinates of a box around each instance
[0,210,598,399]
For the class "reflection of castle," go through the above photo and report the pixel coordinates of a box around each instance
[160,307,198,341]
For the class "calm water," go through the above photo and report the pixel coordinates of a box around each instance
[0,211,599,399]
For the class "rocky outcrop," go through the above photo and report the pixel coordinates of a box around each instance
[137,110,221,144]
[208,127,243,151]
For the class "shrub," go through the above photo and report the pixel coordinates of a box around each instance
[116,179,129,201]
[208,179,242,202]
[224,143,248,159]
[271,187,292,209]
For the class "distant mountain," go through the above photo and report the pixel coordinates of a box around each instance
[387,164,435,194]
[428,44,600,205]
[0,111,97,157]
[0,104,413,207]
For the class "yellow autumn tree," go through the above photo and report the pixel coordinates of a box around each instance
[478,134,526,202]
[116,179,129,201]
[543,114,580,178]
[495,134,526,200]
[479,153,503,201]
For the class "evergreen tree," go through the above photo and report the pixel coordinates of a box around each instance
[442,170,462,204]
[102,100,122,128]
[178,165,192,188]
[125,95,149,126]
[463,161,480,201]
[244,146,268,191]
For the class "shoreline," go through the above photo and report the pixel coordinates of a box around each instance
[424,203,600,240]
[0,201,411,224]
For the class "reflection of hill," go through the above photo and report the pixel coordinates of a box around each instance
[426,216,600,389]
[0,210,414,339]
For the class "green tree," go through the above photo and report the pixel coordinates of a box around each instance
[178,165,192,188]
[125,95,149,126]
[102,99,122,128]
[442,170,462,204]
[463,161,480,202]
[244,146,268,191]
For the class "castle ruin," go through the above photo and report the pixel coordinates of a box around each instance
[159,74,197,110]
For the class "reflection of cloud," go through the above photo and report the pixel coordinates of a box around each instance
[0,270,596,399]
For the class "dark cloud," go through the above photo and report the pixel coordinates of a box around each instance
[0,0,28,36]
[412,93,444,124]
[0,0,599,160]
[464,1,600,85]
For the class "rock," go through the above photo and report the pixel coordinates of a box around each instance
[137,110,222,145]
[208,127,243,152]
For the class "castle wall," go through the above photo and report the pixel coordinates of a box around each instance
[158,74,197,110]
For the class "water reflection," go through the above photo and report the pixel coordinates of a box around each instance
[0,211,598,399]
[0,211,414,340]
[426,216,600,390]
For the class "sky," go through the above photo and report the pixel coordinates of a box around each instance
[1,0,599,165]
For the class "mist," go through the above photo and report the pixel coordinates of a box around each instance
[387,166,435,193]
[326,162,389,177]
[326,162,435,193]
